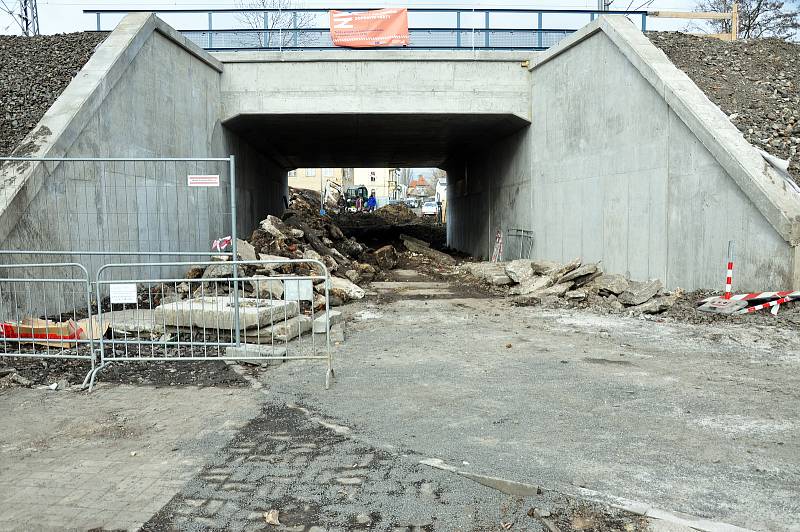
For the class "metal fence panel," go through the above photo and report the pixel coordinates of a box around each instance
[0,262,97,385]
[91,259,332,390]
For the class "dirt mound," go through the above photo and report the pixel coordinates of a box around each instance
[375,203,417,224]
[0,32,108,156]
[648,31,800,185]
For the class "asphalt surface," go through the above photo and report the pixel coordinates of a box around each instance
[259,277,800,531]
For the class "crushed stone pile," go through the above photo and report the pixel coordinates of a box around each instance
[649,32,800,185]
[0,32,108,156]
[461,259,679,315]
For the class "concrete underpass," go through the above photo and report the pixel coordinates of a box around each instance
[3,12,800,291]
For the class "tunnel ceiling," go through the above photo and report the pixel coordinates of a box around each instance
[223,113,529,168]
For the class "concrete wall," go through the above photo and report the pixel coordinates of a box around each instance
[0,14,283,264]
[216,51,534,122]
[449,17,800,291]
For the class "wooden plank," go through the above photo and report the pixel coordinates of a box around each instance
[648,10,732,20]
[691,32,734,41]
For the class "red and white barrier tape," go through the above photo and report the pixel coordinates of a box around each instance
[738,295,798,314]
[212,236,232,252]
[702,290,800,303]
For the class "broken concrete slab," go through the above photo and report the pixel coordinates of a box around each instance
[315,276,365,301]
[556,263,598,285]
[565,289,588,300]
[202,263,234,279]
[400,235,456,265]
[536,282,573,297]
[504,259,535,283]
[245,315,313,343]
[591,274,630,296]
[509,275,553,295]
[531,259,561,275]
[248,276,284,300]
[546,257,581,279]
[619,279,663,306]
[463,262,513,285]
[313,310,343,333]
[629,295,677,314]
[154,297,299,330]
[236,239,257,262]
[103,309,164,334]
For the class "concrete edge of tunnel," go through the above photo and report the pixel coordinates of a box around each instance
[212,49,540,64]
[527,14,800,248]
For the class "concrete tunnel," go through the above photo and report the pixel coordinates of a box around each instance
[3,12,800,292]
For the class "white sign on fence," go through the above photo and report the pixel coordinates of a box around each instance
[284,279,314,301]
[109,283,138,304]
[187,174,220,187]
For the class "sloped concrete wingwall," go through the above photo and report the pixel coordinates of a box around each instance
[450,19,800,291]
[0,14,283,263]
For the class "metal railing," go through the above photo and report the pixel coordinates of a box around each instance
[84,7,649,51]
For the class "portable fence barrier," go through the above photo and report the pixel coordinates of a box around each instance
[91,258,333,390]
[0,156,334,391]
[0,262,97,387]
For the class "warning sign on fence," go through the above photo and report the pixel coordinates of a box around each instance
[329,8,409,48]
[188,174,220,187]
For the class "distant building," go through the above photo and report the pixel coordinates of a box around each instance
[407,175,433,197]
[287,168,354,190]
[354,168,393,199]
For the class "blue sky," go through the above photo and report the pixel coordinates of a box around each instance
[2,0,702,34]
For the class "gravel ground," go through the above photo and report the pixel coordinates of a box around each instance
[0,32,107,156]
[649,31,800,184]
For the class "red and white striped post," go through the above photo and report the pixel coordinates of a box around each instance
[724,240,735,299]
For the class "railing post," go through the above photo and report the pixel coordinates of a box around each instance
[96,12,101,31]
[293,11,298,47]
[229,155,240,346]
[641,13,647,31]
[537,12,543,49]
[456,11,461,47]
[268,11,270,48]
[484,10,489,48]
[207,12,213,48]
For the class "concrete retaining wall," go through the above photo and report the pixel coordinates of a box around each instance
[0,13,281,264]
[449,16,800,291]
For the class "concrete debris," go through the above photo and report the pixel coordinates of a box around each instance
[155,297,299,330]
[316,276,366,303]
[590,274,629,296]
[465,258,675,314]
[463,262,513,286]
[0,371,32,388]
[329,322,346,343]
[618,279,663,307]
[313,310,343,334]
[504,259,535,283]
[245,315,313,343]
[236,239,258,261]
[249,276,284,300]
[373,245,399,270]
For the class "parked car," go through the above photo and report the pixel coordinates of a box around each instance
[421,201,438,217]
[404,198,421,209]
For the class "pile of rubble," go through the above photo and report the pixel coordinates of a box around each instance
[461,258,678,314]
[188,188,400,309]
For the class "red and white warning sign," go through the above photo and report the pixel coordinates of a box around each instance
[188,174,220,187]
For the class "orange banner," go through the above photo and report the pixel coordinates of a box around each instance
[329,8,410,48]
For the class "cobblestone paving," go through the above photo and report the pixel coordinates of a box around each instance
[143,401,530,531]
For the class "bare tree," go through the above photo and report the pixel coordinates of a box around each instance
[236,0,317,48]
[695,0,799,39]
[399,168,414,187]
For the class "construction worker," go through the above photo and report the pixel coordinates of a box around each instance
[366,191,377,212]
